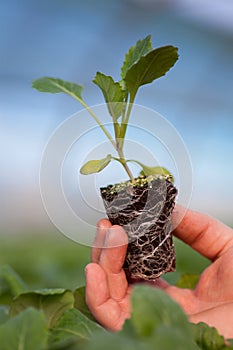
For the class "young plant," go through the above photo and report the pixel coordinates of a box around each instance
[32,35,178,181]
[32,35,179,281]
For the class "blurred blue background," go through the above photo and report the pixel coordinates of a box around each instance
[1,0,233,237]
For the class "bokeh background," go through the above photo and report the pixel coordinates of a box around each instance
[1,0,233,289]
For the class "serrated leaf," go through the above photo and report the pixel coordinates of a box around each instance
[80,154,112,175]
[121,35,152,80]
[191,322,226,350]
[10,288,74,328]
[50,308,104,347]
[32,77,83,101]
[73,286,96,322]
[93,72,125,119]
[0,308,48,350]
[176,274,200,290]
[124,45,179,97]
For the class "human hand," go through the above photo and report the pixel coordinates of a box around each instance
[85,220,131,331]
[85,208,233,338]
[166,208,233,339]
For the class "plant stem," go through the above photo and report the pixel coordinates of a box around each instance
[119,91,137,149]
[115,148,134,182]
[71,95,116,149]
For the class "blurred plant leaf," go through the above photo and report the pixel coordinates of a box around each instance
[80,154,112,175]
[32,77,83,101]
[176,273,200,290]
[124,285,191,338]
[93,72,125,119]
[10,288,74,328]
[0,308,48,350]
[121,35,152,80]
[0,306,9,325]
[191,322,227,350]
[152,325,200,350]
[124,45,178,98]
[49,308,105,348]
[0,264,27,298]
[73,286,95,322]
[81,332,151,350]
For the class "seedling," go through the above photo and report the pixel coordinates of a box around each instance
[33,35,179,281]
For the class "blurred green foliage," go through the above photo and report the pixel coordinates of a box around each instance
[0,231,91,290]
[0,231,209,290]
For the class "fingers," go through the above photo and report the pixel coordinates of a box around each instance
[85,262,128,331]
[172,206,233,261]
[99,226,129,301]
[99,225,128,274]
[86,226,131,331]
[91,219,112,263]
[92,221,129,301]
[85,263,110,310]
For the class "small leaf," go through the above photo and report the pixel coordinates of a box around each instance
[128,160,173,179]
[10,288,74,328]
[124,45,179,97]
[50,308,104,346]
[73,286,96,322]
[80,154,112,175]
[93,72,125,119]
[176,274,200,290]
[121,35,152,80]
[191,322,226,350]
[0,308,48,350]
[140,165,173,178]
[32,77,83,101]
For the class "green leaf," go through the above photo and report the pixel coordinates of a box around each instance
[176,274,200,290]
[151,325,200,350]
[82,332,151,350]
[10,288,74,328]
[124,45,179,97]
[80,154,112,175]
[50,308,104,346]
[73,286,96,322]
[32,77,83,101]
[93,72,125,119]
[0,308,48,350]
[125,285,191,338]
[0,264,27,298]
[128,159,173,179]
[121,35,152,80]
[140,165,173,178]
[191,322,226,350]
[0,306,9,325]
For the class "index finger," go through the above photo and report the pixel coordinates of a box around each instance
[172,206,233,261]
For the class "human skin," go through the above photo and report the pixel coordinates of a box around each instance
[85,207,233,339]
